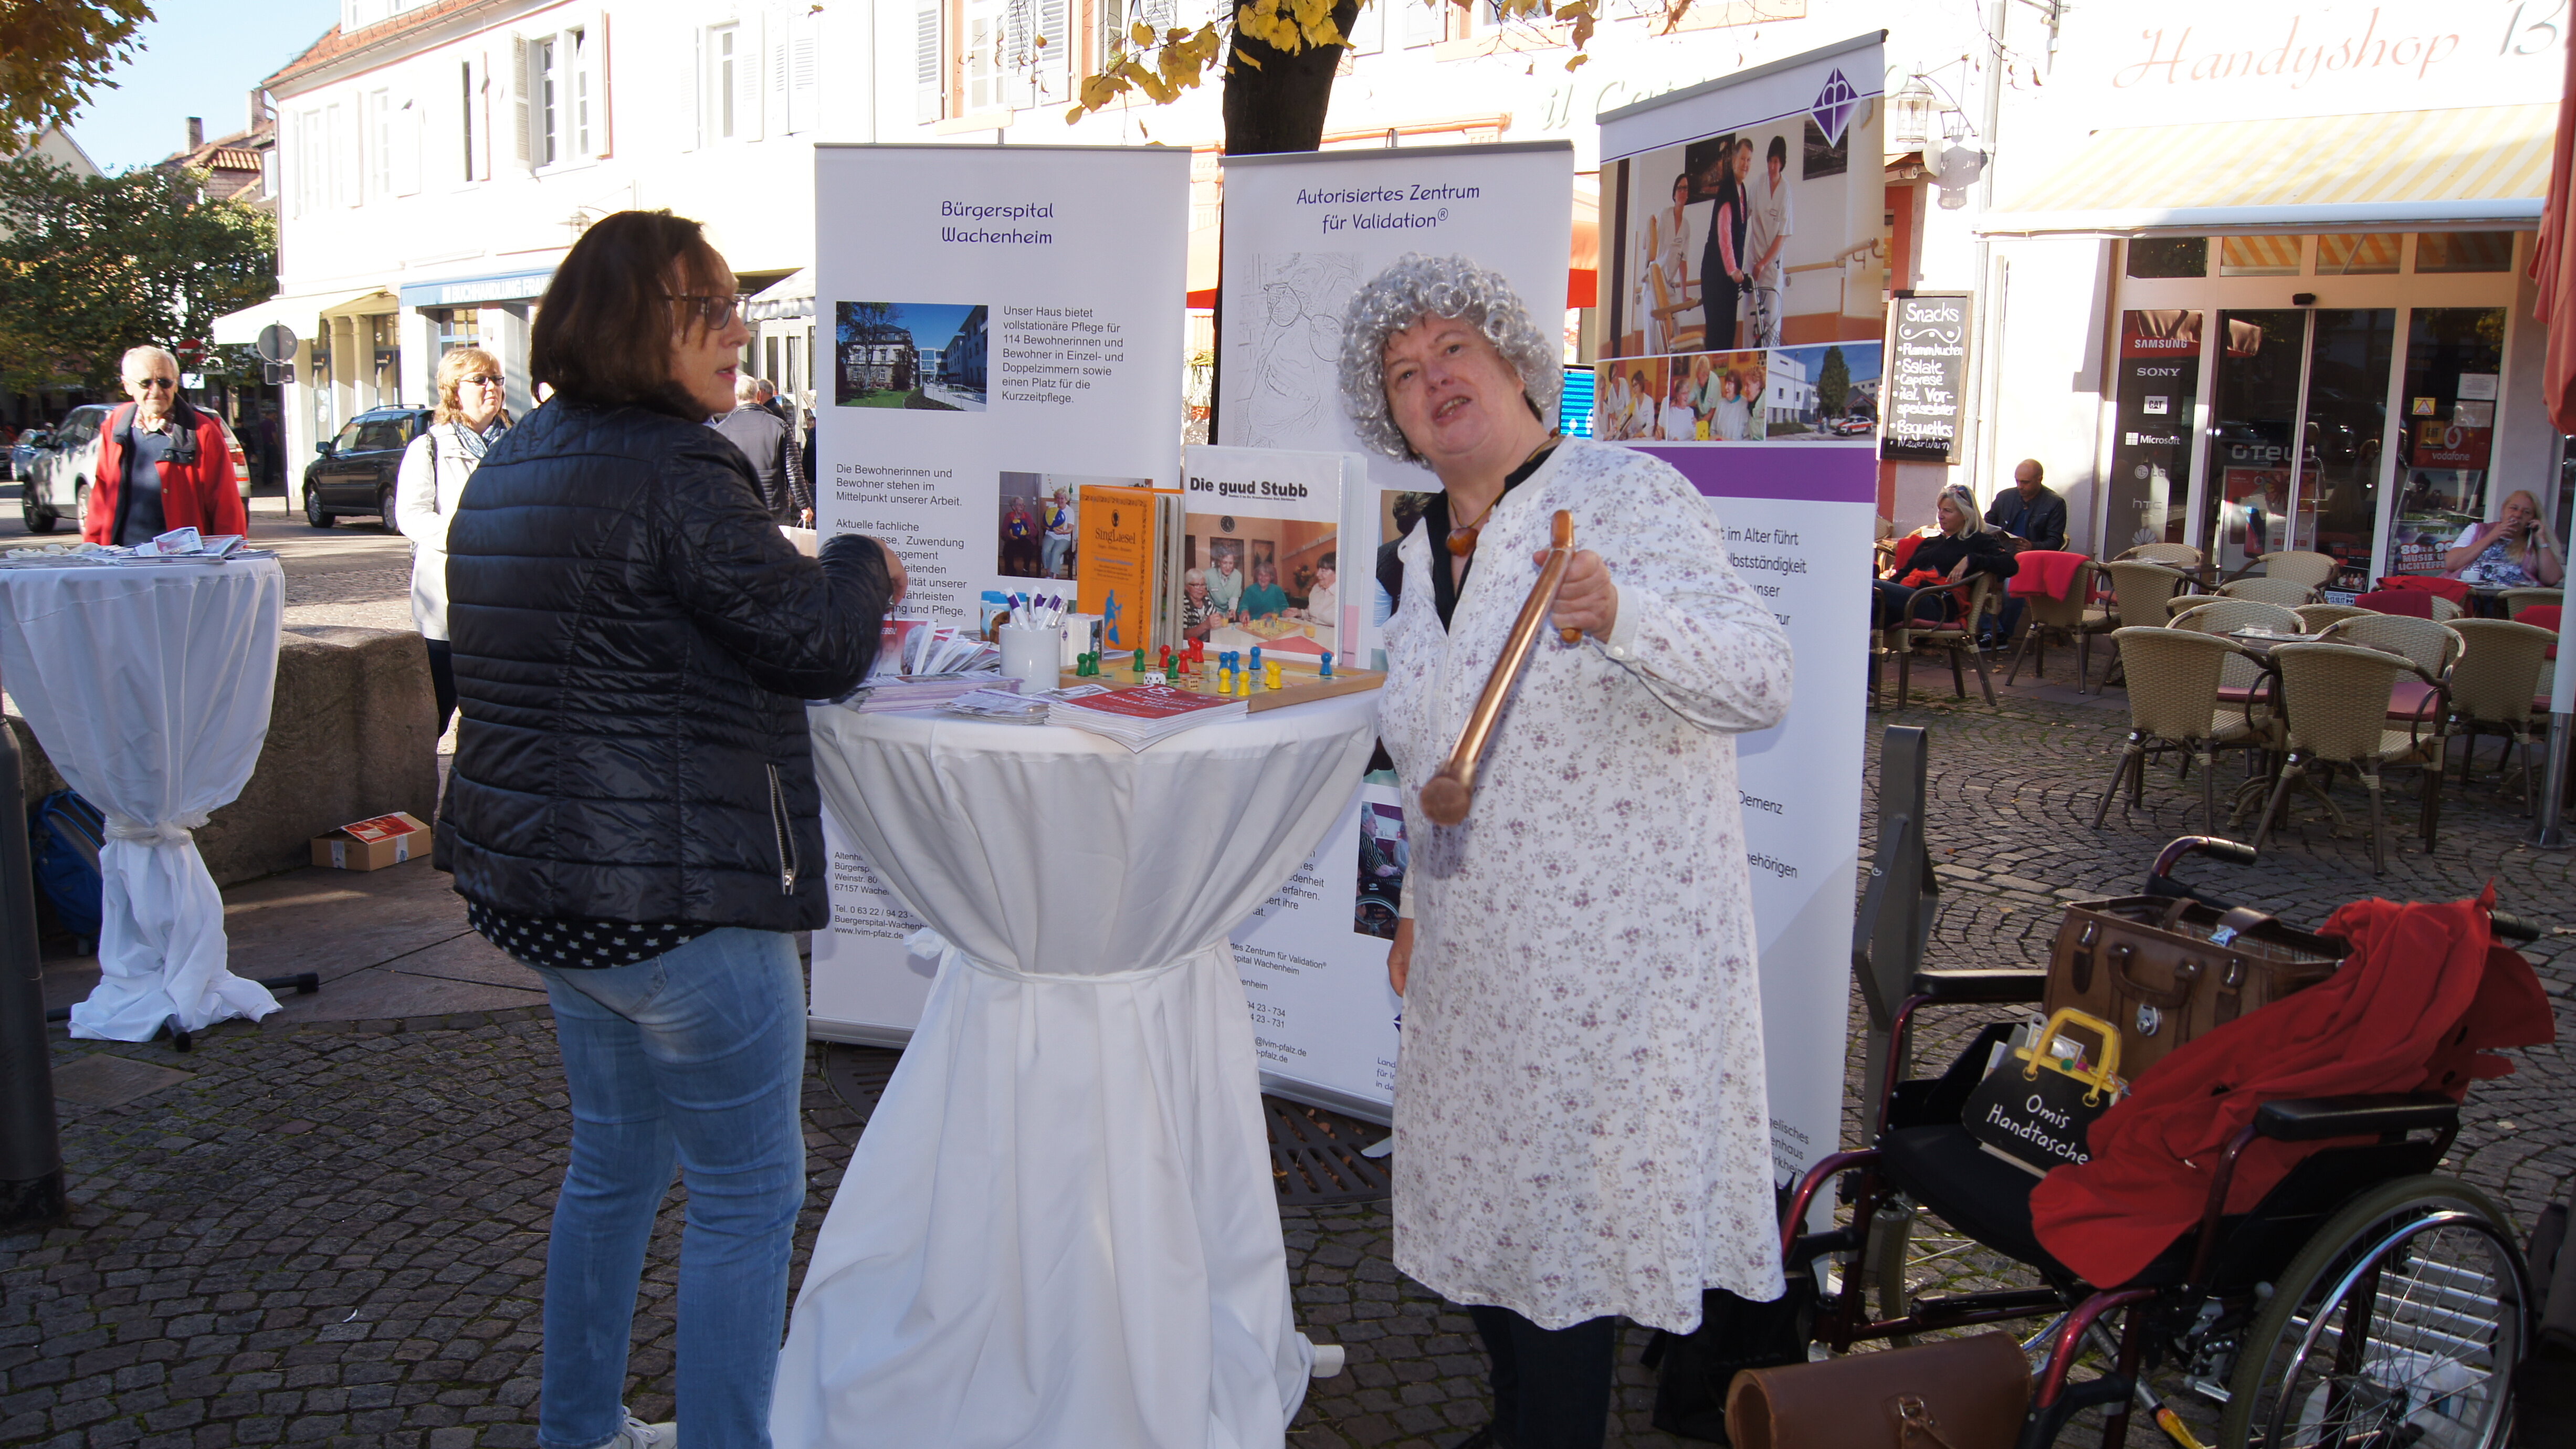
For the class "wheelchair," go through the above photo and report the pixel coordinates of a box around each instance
[1779,835,2543,1449]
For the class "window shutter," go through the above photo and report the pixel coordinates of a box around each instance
[786,8,818,134]
[1034,0,1067,104]
[915,0,941,122]
[690,27,703,149]
[395,97,422,195]
[1004,0,1032,109]
[511,36,534,166]
[741,13,765,140]
[1348,0,1383,54]
[585,14,612,157]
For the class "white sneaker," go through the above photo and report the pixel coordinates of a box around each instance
[606,1415,677,1448]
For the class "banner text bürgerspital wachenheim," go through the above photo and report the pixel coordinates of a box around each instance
[940,200,1054,245]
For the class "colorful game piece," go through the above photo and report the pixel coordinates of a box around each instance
[1132,648,1145,674]
[1248,646,1263,676]
[1319,650,1334,677]
[1264,661,1282,690]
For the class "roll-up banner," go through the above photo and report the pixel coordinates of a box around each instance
[1215,140,1574,1120]
[807,143,1190,1044]
[1596,34,1883,1191]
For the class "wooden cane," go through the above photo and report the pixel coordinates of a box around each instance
[1419,510,1583,826]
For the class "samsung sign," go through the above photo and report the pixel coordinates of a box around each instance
[397,268,553,310]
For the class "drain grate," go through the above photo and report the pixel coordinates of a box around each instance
[1266,1097,1392,1207]
[822,1044,1391,1206]
[821,1043,901,1124]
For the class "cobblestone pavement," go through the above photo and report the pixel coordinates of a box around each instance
[6,686,2569,1448]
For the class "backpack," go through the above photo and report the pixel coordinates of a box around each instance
[29,790,106,939]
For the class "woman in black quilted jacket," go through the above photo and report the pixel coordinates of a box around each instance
[437,210,904,1449]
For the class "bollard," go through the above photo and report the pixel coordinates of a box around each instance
[0,722,66,1230]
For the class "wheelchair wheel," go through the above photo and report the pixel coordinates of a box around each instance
[2218,1175,2526,1449]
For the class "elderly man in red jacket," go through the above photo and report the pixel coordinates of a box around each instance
[82,344,247,546]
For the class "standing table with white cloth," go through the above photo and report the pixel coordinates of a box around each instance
[773,690,1376,1449]
[0,556,288,1042]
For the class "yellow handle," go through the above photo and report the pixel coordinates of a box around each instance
[2017,1007,2125,1104]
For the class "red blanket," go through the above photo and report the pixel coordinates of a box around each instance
[2375,574,2473,605]
[2008,549,2086,599]
[2029,896,2553,1287]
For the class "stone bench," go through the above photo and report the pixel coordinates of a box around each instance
[10,625,440,887]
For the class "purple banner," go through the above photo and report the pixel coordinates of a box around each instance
[1628,443,1878,505]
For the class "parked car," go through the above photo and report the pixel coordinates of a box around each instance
[19,405,253,535]
[8,428,50,487]
[301,406,432,528]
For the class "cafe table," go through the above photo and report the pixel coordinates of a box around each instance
[0,555,286,1041]
[772,689,1376,1449]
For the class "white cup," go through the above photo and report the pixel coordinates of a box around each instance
[998,625,1058,693]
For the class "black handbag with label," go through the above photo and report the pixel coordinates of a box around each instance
[1960,1009,2124,1178]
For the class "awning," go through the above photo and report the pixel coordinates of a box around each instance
[748,267,814,322]
[209,286,392,346]
[1979,104,2556,238]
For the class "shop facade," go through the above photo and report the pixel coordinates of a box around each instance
[1970,1,2569,588]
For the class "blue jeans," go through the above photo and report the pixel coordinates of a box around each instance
[533,928,807,1449]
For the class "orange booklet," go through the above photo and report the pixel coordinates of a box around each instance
[1074,484,1163,657]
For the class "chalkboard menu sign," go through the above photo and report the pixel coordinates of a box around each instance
[1882,292,1972,464]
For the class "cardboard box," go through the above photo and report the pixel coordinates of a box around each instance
[311,812,431,871]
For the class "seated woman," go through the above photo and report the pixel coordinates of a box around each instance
[2442,488,2565,588]
[1873,484,2014,631]
[1238,559,1289,618]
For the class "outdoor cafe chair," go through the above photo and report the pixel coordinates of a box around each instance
[1881,573,1997,708]
[2117,541,2202,568]
[2251,642,2449,875]
[2294,602,2370,633]
[2092,627,2270,832]
[2499,586,2563,620]
[2446,618,2557,813]
[2002,556,2109,693]
[2353,587,2464,622]
[2254,549,2339,589]
[2169,597,2301,701]
[2217,575,2321,609]
[2316,611,2463,681]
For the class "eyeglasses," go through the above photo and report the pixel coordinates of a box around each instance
[131,377,177,391]
[669,294,751,330]
[461,374,504,386]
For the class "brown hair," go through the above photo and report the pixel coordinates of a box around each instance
[433,346,507,427]
[528,210,733,417]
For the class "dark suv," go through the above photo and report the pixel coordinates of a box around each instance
[302,406,433,528]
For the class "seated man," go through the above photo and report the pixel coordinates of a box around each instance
[1983,458,2068,647]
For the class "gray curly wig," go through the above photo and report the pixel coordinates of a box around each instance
[1337,254,1562,461]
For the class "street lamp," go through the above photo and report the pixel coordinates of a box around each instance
[1890,74,1938,151]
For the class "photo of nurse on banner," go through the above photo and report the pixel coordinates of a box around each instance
[1600,86,1884,364]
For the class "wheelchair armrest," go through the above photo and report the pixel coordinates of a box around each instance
[1909,969,2047,1004]
[2253,1094,2457,1142]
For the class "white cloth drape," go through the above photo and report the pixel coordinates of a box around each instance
[0,559,285,1041]
[774,692,1376,1449]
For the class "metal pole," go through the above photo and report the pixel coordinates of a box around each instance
[0,720,67,1230]
[2534,595,2575,849]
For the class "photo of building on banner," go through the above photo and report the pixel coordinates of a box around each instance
[1595,34,1884,1194]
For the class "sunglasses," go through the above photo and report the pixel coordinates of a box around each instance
[131,377,178,391]
[669,293,752,330]
[461,374,504,386]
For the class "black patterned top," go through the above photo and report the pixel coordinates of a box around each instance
[465,899,718,971]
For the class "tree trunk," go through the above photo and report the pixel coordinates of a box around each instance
[1219,0,1363,156]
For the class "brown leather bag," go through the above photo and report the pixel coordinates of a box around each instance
[1725,1331,2030,1449]
[2045,896,2344,1080]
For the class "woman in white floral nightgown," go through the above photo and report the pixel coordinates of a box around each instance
[1339,255,1793,1449]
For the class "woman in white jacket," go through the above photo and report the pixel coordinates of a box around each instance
[394,347,510,736]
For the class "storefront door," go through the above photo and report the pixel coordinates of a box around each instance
[2387,308,2507,576]
[2204,308,2396,586]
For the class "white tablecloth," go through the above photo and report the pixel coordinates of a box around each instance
[774,692,1377,1449]
[0,559,286,1040]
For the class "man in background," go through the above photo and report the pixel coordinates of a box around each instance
[712,375,808,526]
[755,379,807,519]
[1982,458,2068,647]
